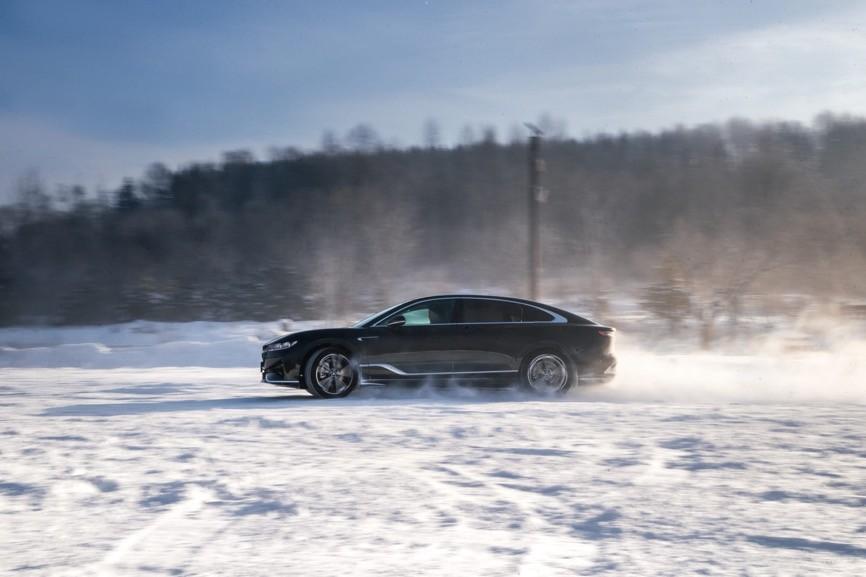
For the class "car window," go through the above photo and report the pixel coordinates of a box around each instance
[521,305,555,322]
[458,299,556,323]
[460,299,523,323]
[380,299,457,326]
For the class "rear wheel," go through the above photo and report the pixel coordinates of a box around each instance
[304,348,358,399]
[521,351,574,396]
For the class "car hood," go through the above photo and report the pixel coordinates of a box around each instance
[264,327,359,347]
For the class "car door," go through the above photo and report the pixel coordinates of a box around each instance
[359,298,462,381]
[453,298,559,374]
[451,298,525,373]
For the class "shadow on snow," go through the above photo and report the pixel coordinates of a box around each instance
[39,384,569,417]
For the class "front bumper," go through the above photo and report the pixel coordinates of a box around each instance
[261,349,303,387]
[262,372,303,387]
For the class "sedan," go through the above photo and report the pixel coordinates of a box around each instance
[260,295,616,398]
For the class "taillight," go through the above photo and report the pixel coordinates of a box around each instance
[599,328,615,353]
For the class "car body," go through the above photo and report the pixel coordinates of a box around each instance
[260,294,616,398]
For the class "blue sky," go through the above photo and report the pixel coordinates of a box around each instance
[2,0,866,200]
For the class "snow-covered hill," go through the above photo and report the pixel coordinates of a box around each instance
[1,322,865,576]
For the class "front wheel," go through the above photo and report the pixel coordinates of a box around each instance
[521,351,575,396]
[304,348,358,398]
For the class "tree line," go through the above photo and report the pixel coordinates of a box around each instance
[1,114,865,343]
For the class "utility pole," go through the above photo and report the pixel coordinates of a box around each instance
[525,124,543,300]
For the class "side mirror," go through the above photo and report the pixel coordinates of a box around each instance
[385,315,406,327]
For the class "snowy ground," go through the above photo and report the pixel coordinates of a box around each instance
[2,322,866,576]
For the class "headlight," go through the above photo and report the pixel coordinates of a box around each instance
[266,340,297,352]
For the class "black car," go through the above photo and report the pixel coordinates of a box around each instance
[261,295,616,398]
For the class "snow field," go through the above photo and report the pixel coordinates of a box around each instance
[1,321,865,576]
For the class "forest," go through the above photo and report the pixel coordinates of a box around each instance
[2,114,865,344]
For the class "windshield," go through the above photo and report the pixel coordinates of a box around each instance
[352,302,405,328]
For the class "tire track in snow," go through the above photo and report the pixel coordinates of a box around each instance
[56,485,213,577]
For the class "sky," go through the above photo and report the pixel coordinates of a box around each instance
[2,0,866,201]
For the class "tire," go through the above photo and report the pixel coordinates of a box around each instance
[303,347,359,399]
[520,350,575,396]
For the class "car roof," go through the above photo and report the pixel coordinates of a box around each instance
[384,294,592,324]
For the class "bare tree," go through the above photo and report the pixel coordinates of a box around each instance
[423,118,441,149]
[458,124,476,146]
[346,124,380,152]
[320,130,341,154]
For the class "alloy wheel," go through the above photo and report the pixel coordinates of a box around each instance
[314,352,354,395]
[527,353,568,393]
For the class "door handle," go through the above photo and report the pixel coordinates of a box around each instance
[357,336,379,341]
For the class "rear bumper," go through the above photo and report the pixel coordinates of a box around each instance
[578,355,616,386]
[578,374,616,385]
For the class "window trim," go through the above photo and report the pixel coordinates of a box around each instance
[374,297,460,327]
[372,296,566,327]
